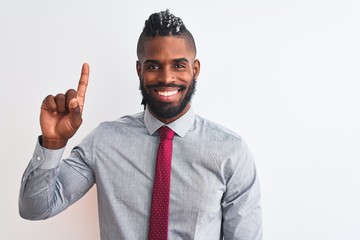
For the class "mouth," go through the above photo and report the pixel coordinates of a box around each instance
[157,89,178,97]
[153,87,181,102]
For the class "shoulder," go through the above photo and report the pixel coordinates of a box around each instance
[191,114,251,158]
[89,112,146,139]
[98,112,144,129]
[191,115,254,179]
[193,114,243,143]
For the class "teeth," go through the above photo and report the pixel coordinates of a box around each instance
[158,90,177,97]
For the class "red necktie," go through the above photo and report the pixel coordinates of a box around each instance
[148,126,175,240]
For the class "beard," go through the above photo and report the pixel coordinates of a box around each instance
[139,78,197,120]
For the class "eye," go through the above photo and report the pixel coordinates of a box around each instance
[174,63,185,69]
[147,64,160,71]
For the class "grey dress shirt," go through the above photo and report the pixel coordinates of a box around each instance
[19,107,262,240]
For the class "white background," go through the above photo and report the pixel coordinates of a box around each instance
[1,0,359,239]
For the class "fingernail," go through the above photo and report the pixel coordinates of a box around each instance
[69,98,78,108]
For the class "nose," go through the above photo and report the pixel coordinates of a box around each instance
[158,66,175,84]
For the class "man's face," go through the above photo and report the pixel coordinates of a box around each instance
[137,36,200,123]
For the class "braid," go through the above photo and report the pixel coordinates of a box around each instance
[144,9,184,36]
[137,9,197,59]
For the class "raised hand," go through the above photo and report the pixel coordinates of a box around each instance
[40,63,90,149]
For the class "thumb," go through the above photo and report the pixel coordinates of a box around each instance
[69,97,83,129]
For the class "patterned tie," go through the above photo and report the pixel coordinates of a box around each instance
[148,126,175,240]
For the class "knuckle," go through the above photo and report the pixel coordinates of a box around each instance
[79,80,88,86]
[55,93,65,100]
[43,94,54,101]
[65,89,76,95]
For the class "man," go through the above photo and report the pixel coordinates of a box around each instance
[19,9,262,239]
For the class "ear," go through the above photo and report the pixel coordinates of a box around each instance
[136,61,142,79]
[193,59,200,80]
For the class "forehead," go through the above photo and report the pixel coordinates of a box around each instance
[140,36,195,62]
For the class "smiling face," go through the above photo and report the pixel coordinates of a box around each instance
[136,36,200,123]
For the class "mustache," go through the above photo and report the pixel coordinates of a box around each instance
[146,82,186,90]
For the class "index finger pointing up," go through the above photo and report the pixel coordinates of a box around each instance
[77,63,90,112]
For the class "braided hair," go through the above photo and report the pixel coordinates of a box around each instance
[137,9,197,59]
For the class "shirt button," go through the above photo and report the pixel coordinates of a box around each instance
[36,156,41,161]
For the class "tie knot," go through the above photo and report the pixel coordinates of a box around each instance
[159,126,175,140]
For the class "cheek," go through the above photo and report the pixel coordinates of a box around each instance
[141,72,158,84]
[177,71,194,82]
[182,76,195,86]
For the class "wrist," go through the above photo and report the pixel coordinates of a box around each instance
[40,136,67,149]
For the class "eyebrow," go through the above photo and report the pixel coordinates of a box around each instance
[143,58,189,64]
[173,58,189,63]
[143,59,160,65]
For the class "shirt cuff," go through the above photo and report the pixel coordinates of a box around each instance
[31,136,66,170]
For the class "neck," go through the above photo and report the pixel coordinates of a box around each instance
[149,104,191,124]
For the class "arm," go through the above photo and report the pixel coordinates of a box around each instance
[19,136,95,219]
[19,63,93,219]
[221,140,263,240]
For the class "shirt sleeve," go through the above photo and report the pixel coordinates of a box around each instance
[19,136,95,220]
[221,139,263,240]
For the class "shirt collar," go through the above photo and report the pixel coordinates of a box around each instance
[144,106,195,138]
